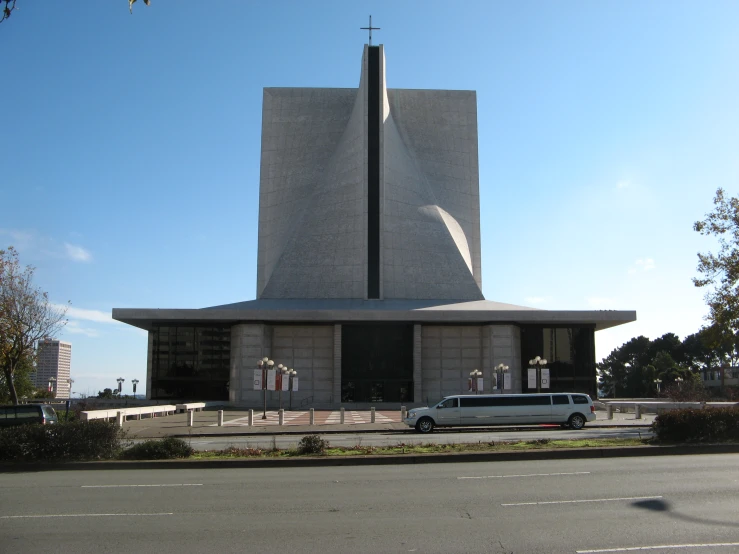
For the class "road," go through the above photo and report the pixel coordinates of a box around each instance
[178,426,651,451]
[1,454,738,553]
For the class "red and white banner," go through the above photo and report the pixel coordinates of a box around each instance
[266,370,277,391]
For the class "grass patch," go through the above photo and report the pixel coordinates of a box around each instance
[189,437,650,460]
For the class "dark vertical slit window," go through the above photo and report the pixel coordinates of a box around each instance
[367,46,381,298]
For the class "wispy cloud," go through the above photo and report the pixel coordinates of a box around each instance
[64,320,100,338]
[57,305,116,324]
[64,242,92,262]
[525,296,547,305]
[628,257,656,274]
[0,228,93,263]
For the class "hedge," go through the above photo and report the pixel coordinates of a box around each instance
[120,437,194,460]
[652,407,739,443]
[0,420,124,462]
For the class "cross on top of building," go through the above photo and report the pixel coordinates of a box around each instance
[360,15,380,46]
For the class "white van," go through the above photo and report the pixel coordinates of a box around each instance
[404,393,596,433]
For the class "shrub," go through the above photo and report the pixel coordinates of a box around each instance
[297,434,328,455]
[120,437,194,460]
[652,407,739,443]
[0,420,124,462]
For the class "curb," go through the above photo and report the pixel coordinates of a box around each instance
[3,443,737,473]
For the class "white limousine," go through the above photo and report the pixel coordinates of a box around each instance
[404,393,596,433]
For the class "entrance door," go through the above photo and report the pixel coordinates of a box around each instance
[341,324,414,403]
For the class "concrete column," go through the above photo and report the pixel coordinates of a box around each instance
[333,325,342,405]
[370,407,375,423]
[188,410,194,427]
[309,408,314,425]
[401,405,407,419]
[413,324,422,403]
[218,410,224,426]
[635,404,642,419]
[340,407,345,424]
[248,409,254,426]
[117,411,124,428]
[606,405,613,420]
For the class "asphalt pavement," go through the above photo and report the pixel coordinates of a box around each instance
[2,454,738,553]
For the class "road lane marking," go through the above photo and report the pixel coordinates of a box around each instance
[459,471,590,479]
[81,484,202,488]
[577,543,739,553]
[0,513,173,519]
[502,495,662,506]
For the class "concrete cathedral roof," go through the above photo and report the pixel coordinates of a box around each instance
[112,299,635,331]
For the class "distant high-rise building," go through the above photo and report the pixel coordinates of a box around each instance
[35,338,72,398]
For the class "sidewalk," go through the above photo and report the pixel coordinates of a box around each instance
[122,409,656,439]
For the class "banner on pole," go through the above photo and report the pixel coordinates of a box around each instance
[266,370,276,391]
[253,369,263,391]
[541,368,550,389]
[292,377,298,392]
[476,378,483,393]
[281,375,289,391]
[504,373,511,390]
[527,368,537,389]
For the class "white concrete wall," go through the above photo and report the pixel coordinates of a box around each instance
[489,325,522,393]
[230,324,271,405]
[271,325,335,406]
[421,325,484,403]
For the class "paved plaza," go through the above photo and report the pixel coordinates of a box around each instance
[120,408,656,439]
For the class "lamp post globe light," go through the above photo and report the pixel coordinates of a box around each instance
[675,377,683,389]
[654,378,662,394]
[277,364,285,409]
[116,377,125,395]
[529,356,547,393]
[131,379,140,397]
[469,369,482,394]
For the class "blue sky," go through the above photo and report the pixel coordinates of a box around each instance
[2,1,737,397]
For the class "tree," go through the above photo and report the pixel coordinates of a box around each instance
[694,188,739,361]
[1,0,149,23]
[0,350,35,403]
[0,247,67,405]
[97,388,115,399]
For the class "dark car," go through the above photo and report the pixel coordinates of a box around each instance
[0,404,58,427]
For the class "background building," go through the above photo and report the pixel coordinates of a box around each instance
[114,45,635,405]
[35,338,72,398]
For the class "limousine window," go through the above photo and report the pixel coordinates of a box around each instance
[438,398,458,409]
[460,396,552,408]
[572,395,589,404]
[552,395,570,405]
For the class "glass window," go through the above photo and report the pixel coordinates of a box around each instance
[572,395,589,404]
[439,398,458,409]
[552,395,570,405]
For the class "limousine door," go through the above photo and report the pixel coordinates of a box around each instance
[434,398,461,426]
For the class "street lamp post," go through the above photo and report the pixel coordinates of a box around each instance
[289,369,297,410]
[131,379,140,397]
[277,364,286,409]
[654,378,662,394]
[469,369,482,394]
[48,377,56,398]
[259,357,274,419]
[529,356,548,393]
[67,378,74,399]
[495,363,509,393]
[675,377,683,389]
[116,377,125,396]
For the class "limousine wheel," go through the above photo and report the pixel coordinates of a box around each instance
[416,417,435,434]
[568,413,586,430]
